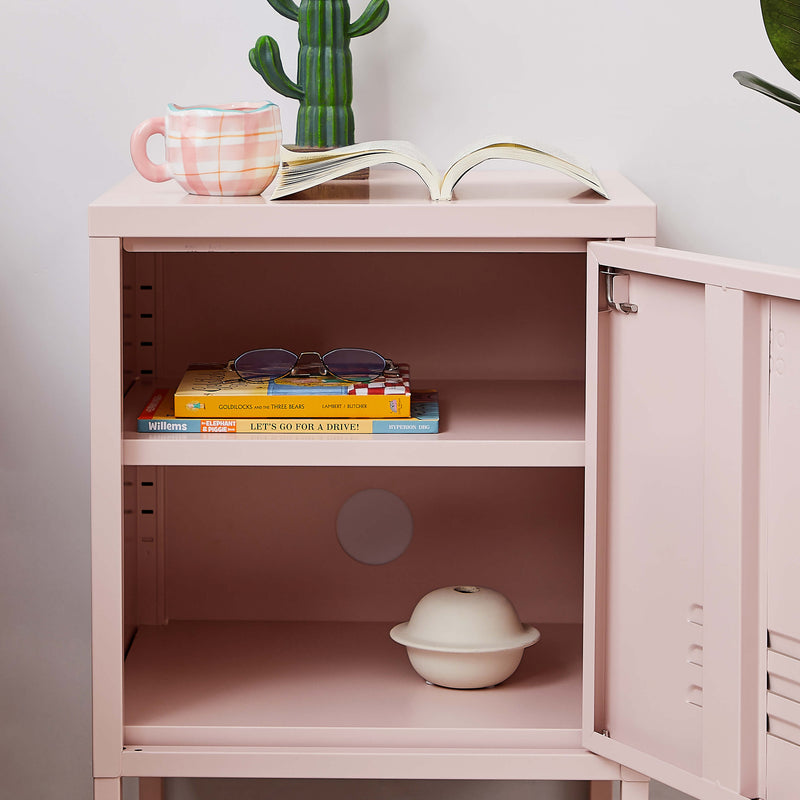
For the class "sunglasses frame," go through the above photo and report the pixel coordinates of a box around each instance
[229,347,398,384]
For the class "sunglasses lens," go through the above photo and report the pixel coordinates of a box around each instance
[323,348,386,382]
[234,348,297,381]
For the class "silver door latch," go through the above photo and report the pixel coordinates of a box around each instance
[600,267,638,314]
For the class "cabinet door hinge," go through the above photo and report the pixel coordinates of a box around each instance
[600,266,638,314]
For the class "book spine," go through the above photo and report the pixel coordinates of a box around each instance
[238,416,436,433]
[138,416,437,434]
[174,393,411,418]
[371,418,439,433]
[138,418,204,433]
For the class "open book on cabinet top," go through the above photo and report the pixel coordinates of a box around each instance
[271,139,610,201]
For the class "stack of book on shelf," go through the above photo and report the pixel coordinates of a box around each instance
[137,362,439,434]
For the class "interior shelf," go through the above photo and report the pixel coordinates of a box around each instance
[122,379,586,466]
[124,620,583,750]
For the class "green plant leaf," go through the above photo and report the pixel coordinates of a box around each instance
[761,0,800,80]
[734,70,800,112]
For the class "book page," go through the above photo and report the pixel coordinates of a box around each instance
[439,139,609,201]
[272,142,443,199]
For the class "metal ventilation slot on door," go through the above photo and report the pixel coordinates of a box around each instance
[767,645,800,747]
[687,603,703,709]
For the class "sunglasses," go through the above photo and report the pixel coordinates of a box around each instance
[229,348,398,383]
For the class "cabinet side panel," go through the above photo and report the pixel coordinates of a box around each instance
[767,297,800,651]
[767,734,800,800]
[766,296,800,797]
[90,237,124,776]
[601,272,705,774]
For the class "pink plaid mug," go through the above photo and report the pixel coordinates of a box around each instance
[130,102,282,196]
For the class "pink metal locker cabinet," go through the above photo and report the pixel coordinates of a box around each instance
[88,171,800,800]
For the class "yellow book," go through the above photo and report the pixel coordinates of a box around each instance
[139,389,438,433]
[173,363,411,419]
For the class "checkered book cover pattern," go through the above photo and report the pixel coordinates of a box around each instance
[166,105,281,196]
[347,363,411,396]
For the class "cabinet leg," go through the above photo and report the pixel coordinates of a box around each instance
[94,777,122,800]
[589,781,613,800]
[620,777,650,800]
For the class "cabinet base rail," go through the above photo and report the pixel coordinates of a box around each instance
[108,746,624,780]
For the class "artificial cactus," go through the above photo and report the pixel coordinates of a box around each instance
[250,0,389,148]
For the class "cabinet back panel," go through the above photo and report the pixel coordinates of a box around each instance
[159,466,584,625]
[130,252,586,383]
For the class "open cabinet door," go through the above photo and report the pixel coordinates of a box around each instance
[583,242,793,800]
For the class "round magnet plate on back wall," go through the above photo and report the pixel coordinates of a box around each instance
[335,489,413,565]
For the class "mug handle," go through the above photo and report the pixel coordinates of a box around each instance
[130,117,170,182]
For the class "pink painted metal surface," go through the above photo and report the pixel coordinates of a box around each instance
[119,747,623,780]
[585,734,752,800]
[123,621,582,749]
[157,467,584,625]
[700,286,764,798]
[582,257,606,741]
[88,171,656,242]
[767,297,800,656]
[130,251,587,384]
[90,237,125,778]
[766,296,800,798]
[121,249,589,467]
[585,242,800,800]
[123,379,587,467]
[619,779,649,800]
[93,777,122,800]
[95,175,800,794]
[91,172,650,787]
[590,242,800,302]
[767,733,800,800]
[598,268,706,775]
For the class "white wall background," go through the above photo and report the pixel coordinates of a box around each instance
[1,0,794,798]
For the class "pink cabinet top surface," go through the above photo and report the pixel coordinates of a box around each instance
[88,170,656,243]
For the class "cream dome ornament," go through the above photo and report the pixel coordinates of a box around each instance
[390,586,541,689]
